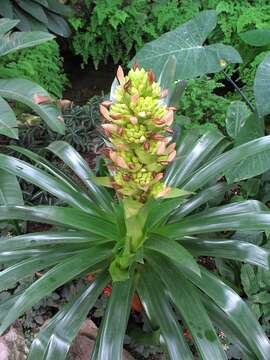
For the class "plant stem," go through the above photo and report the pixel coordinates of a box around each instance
[222,70,256,113]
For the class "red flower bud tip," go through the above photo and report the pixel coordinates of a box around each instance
[132,293,143,312]
[132,61,140,70]
[154,172,164,181]
[161,89,169,98]
[112,182,123,190]
[116,127,124,136]
[117,65,125,85]
[151,134,167,141]
[143,141,150,151]
[101,147,111,159]
[100,104,113,121]
[117,143,127,150]
[157,141,166,155]
[162,110,174,126]
[165,127,174,134]
[153,118,166,126]
[103,284,112,297]
[166,142,176,154]
[159,160,169,166]
[110,150,129,169]
[167,150,176,162]
[124,79,131,91]
[59,99,71,110]
[101,100,113,108]
[168,106,177,111]
[128,163,136,169]
[110,113,123,120]
[86,274,95,282]
[130,116,138,125]
[147,69,155,84]
[157,186,171,198]
[131,94,139,104]
[122,173,132,181]
[33,94,53,105]
[183,329,192,341]
[101,123,118,135]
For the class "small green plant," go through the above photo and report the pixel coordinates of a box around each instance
[0,40,68,98]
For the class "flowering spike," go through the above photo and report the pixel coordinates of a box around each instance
[100,66,177,201]
[132,61,140,70]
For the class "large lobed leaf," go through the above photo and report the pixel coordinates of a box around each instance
[130,10,242,80]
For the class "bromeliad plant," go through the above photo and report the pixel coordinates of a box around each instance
[2,63,270,360]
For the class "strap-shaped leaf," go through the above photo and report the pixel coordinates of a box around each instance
[0,1,13,19]
[28,272,109,360]
[240,29,270,47]
[130,10,242,80]
[0,97,17,139]
[147,252,227,360]
[180,237,269,268]
[0,153,100,214]
[46,11,71,37]
[92,277,134,360]
[156,211,270,239]
[226,101,250,139]
[138,266,193,360]
[0,230,108,251]
[47,141,113,212]
[0,169,23,205]
[0,244,112,335]
[169,182,228,222]
[145,237,200,276]
[0,205,118,239]
[0,79,64,134]
[165,130,225,187]
[183,135,270,191]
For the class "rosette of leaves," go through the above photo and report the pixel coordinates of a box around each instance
[0,0,72,37]
[2,63,270,359]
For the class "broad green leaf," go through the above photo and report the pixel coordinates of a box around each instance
[130,11,242,80]
[0,230,109,251]
[46,11,71,37]
[147,252,227,360]
[0,205,118,240]
[183,135,270,191]
[16,0,48,24]
[138,266,193,360]
[0,96,17,139]
[254,52,270,117]
[226,101,250,139]
[0,1,13,19]
[233,113,264,146]
[0,244,112,335]
[241,264,260,296]
[0,79,64,134]
[239,29,270,46]
[0,19,19,37]
[181,237,269,268]
[0,28,54,57]
[92,277,134,360]
[145,237,200,276]
[47,141,113,212]
[32,272,109,360]
[0,169,23,205]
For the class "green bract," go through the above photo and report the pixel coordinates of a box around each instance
[1,65,270,359]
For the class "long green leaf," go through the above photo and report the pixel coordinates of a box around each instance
[0,79,64,134]
[32,272,109,360]
[0,169,23,205]
[130,11,242,80]
[92,277,134,360]
[180,237,269,268]
[147,252,227,360]
[0,153,100,214]
[0,244,112,335]
[0,96,17,139]
[16,0,48,24]
[0,1,13,19]
[47,141,113,212]
[183,135,270,191]
[226,101,250,139]
[0,205,118,239]
[145,237,200,276]
[240,29,270,47]
[138,267,193,360]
